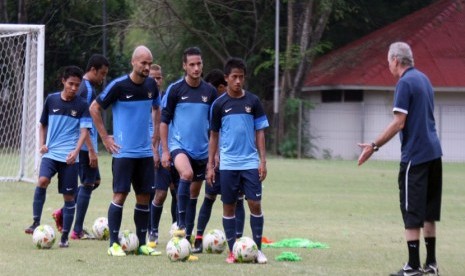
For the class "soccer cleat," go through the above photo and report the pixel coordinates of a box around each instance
[389,263,423,276]
[24,221,40,234]
[52,208,63,233]
[226,252,236,264]
[59,240,69,248]
[423,262,440,275]
[70,229,95,240]
[173,228,186,238]
[192,238,203,254]
[256,250,268,264]
[138,245,162,256]
[148,232,159,248]
[187,254,199,262]
[108,242,126,257]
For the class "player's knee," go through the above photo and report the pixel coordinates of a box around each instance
[37,177,50,188]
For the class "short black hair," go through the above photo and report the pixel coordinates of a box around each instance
[224,57,247,75]
[183,47,202,63]
[62,65,84,80]
[85,54,109,72]
[204,69,226,88]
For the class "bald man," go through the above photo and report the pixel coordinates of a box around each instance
[90,45,161,257]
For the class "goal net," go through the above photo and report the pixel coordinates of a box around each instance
[0,24,45,183]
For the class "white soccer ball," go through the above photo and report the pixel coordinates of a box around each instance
[32,224,56,249]
[92,217,109,240]
[166,237,192,262]
[203,229,227,254]
[233,236,258,263]
[169,222,179,237]
[118,230,139,253]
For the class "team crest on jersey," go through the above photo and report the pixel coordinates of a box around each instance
[148,92,153,99]
[201,96,208,103]
[71,110,77,117]
[245,106,252,113]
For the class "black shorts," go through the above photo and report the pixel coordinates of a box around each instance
[112,157,154,194]
[78,150,100,185]
[39,157,78,195]
[171,149,207,181]
[398,158,442,228]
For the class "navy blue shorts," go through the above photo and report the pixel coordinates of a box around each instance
[154,164,179,191]
[220,169,262,204]
[171,149,207,181]
[39,157,78,195]
[398,158,442,228]
[112,157,154,194]
[205,170,221,195]
[78,150,100,185]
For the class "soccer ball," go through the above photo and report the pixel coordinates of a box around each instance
[166,237,192,261]
[169,222,179,237]
[233,236,258,263]
[118,230,139,253]
[203,229,227,254]
[32,224,56,249]
[92,217,109,240]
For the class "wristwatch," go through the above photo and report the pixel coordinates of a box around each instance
[371,142,379,152]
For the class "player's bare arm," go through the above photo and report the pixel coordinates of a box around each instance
[67,128,89,165]
[206,131,219,186]
[39,124,48,154]
[159,121,170,169]
[358,112,406,166]
[89,100,120,154]
[152,106,161,168]
[255,129,267,181]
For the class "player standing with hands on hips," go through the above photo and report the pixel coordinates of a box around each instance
[358,42,442,276]
[90,45,161,257]
[207,57,269,264]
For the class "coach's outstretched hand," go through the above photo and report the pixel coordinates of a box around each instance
[357,143,374,166]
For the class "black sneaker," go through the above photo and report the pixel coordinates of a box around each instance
[390,263,423,276]
[423,262,439,275]
[25,221,40,234]
[192,238,203,254]
[148,232,159,248]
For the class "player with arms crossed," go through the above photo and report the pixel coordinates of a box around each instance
[358,42,442,276]
[160,47,217,261]
[89,46,161,257]
[206,57,269,264]
[25,66,91,248]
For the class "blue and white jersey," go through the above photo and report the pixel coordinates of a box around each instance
[210,91,269,170]
[393,67,442,165]
[78,79,99,152]
[40,92,92,162]
[161,78,217,160]
[96,75,160,158]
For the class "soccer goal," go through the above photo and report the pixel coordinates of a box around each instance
[0,24,45,183]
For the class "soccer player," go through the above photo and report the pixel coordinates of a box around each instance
[89,45,161,257]
[160,47,217,261]
[25,66,91,249]
[147,64,179,248]
[192,68,246,253]
[52,54,109,239]
[358,42,442,276]
[206,57,269,264]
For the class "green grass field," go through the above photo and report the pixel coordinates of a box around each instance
[0,157,463,275]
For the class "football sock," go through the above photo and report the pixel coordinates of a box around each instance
[73,185,92,233]
[150,201,163,234]
[62,200,76,241]
[235,197,245,238]
[223,216,236,252]
[196,197,215,236]
[32,186,46,223]
[170,188,177,223]
[148,191,155,230]
[250,213,264,250]
[407,240,420,269]
[425,237,436,264]
[177,179,190,229]
[186,197,198,241]
[108,202,123,245]
[134,203,149,245]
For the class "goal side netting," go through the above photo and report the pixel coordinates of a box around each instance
[0,24,44,183]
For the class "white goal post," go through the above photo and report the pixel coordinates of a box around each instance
[0,24,45,183]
